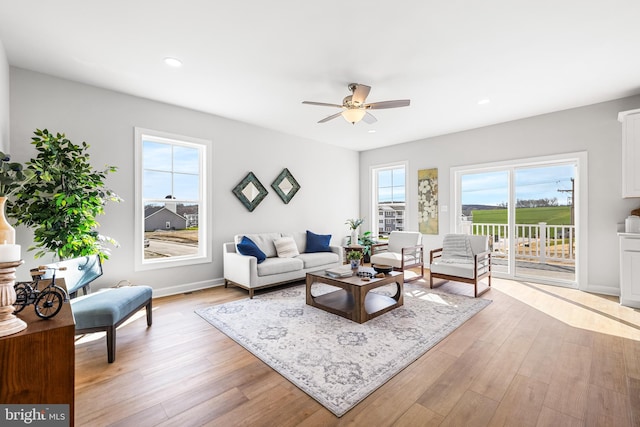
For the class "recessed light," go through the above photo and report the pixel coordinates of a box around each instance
[477,98,491,105]
[163,57,182,67]
[368,130,376,133]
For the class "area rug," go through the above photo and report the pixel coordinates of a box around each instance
[195,282,491,417]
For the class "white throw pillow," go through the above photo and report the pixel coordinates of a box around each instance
[274,237,300,258]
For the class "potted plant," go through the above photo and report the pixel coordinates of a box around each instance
[345,218,364,246]
[346,250,363,269]
[358,231,376,263]
[8,129,121,260]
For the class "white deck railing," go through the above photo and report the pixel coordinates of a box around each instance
[468,222,575,265]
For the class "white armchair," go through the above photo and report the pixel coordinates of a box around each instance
[369,231,424,282]
[429,234,491,297]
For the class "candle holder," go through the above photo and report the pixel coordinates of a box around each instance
[0,260,27,337]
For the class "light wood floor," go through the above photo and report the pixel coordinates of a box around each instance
[75,273,640,426]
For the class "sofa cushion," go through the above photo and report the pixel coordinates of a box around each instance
[236,233,281,258]
[305,230,332,253]
[237,236,267,263]
[284,232,307,254]
[296,252,340,269]
[257,257,304,276]
[274,236,300,258]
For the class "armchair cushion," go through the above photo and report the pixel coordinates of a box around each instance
[440,234,474,264]
[429,262,475,279]
[387,231,422,253]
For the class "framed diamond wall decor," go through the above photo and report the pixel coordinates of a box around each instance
[233,172,268,212]
[271,168,300,204]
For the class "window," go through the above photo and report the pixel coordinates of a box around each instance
[134,128,211,270]
[371,163,407,237]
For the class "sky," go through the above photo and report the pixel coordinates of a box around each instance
[461,164,575,206]
[143,140,200,201]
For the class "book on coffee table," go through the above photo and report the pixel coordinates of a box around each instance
[325,265,354,278]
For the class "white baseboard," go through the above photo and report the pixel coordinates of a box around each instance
[149,277,225,298]
[583,283,620,297]
[91,278,224,298]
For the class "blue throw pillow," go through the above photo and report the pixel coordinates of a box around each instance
[236,236,267,263]
[305,230,332,253]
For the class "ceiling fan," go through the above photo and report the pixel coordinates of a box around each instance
[302,83,410,125]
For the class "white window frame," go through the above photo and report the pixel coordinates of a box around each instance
[369,161,409,237]
[134,127,212,271]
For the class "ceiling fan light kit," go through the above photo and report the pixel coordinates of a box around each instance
[342,108,366,124]
[302,83,410,125]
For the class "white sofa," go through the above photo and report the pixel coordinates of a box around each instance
[223,232,343,298]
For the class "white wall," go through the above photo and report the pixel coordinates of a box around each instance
[10,68,359,295]
[360,96,640,295]
[0,40,9,152]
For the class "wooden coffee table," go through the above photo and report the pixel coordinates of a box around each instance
[305,268,404,324]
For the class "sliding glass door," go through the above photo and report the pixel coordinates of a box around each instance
[513,165,576,282]
[454,155,581,287]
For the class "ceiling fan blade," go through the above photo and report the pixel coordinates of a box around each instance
[302,101,343,108]
[318,111,343,123]
[365,99,411,110]
[363,112,377,124]
[351,84,371,105]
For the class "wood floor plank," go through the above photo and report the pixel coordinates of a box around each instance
[487,374,548,427]
[627,376,640,427]
[469,349,525,402]
[590,333,628,395]
[623,338,640,379]
[542,372,588,420]
[157,387,249,427]
[439,390,499,427]
[535,406,583,427]
[106,403,168,427]
[585,383,632,426]
[418,339,499,416]
[392,403,444,426]
[550,340,592,382]
[517,329,564,385]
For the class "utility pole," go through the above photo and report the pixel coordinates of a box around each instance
[557,178,574,225]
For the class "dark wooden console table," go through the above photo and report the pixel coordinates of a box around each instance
[0,300,75,426]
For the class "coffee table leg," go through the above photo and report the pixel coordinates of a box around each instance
[306,275,313,305]
[393,278,404,305]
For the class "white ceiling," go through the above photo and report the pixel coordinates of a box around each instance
[1,1,639,151]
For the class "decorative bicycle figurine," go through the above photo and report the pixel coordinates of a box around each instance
[13,265,69,319]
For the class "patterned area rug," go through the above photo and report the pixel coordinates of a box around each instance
[195,282,491,417]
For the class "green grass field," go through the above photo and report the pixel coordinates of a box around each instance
[472,206,571,225]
